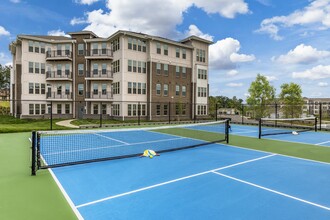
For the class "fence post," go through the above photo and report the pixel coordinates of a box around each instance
[50,101,53,130]
[258,118,262,139]
[168,102,171,124]
[31,131,36,176]
[319,103,322,131]
[99,102,102,128]
[138,102,141,126]
[241,104,244,124]
[215,103,218,121]
[194,103,196,123]
[275,103,278,127]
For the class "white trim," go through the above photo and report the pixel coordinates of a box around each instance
[315,140,330,146]
[76,154,275,208]
[212,171,330,211]
[261,117,316,121]
[93,133,129,145]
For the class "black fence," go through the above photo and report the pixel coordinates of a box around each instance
[2,99,330,131]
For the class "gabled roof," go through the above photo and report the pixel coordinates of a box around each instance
[180,35,213,45]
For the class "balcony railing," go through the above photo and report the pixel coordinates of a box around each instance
[85,49,113,58]
[86,70,113,79]
[86,92,113,100]
[46,71,72,79]
[46,92,72,100]
[46,50,73,59]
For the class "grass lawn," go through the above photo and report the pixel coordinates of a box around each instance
[0,115,71,133]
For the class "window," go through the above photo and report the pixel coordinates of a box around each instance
[57,64,62,76]
[128,38,132,50]
[141,104,146,115]
[57,85,62,95]
[101,43,107,54]
[137,40,142,51]
[133,39,137,50]
[156,43,161,54]
[78,84,84,96]
[40,43,45,54]
[35,63,40,74]
[65,104,70,114]
[57,44,62,56]
[29,83,34,94]
[111,38,120,52]
[142,41,147,52]
[128,104,132,116]
[142,83,146,94]
[41,63,45,74]
[198,69,207,79]
[93,63,98,75]
[41,104,46,114]
[156,84,161,95]
[182,104,186,115]
[78,43,84,55]
[112,104,120,116]
[164,64,168,76]
[65,64,70,76]
[132,104,137,116]
[164,104,168,116]
[176,66,180,77]
[93,83,99,95]
[175,85,180,96]
[182,86,186,97]
[65,44,70,55]
[142,62,146,73]
[34,42,39,53]
[112,60,120,73]
[102,84,107,95]
[133,82,137,94]
[138,61,142,73]
[133,61,137,72]
[182,67,186,78]
[163,84,168,96]
[113,82,120,95]
[57,104,62,114]
[41,84,45,94]
[128,82,132,94]
[138,83,142,94]
[196,49,199,62]
[102,63,107,75]
[102,104,107,114]
[29,41,33,52]
[29,104,34,114]
[156,63,161,75]
[164,44,168,55]
[78,64,84,76]
[176,48,180,58]
[35,104,40,114]
[65,83,70,95]
[182,49,186,59]
[128,60,132,72]
[156,104,161,116]
[35,83,40,94]
[92,43,98,55]
[176,104,180,115]
[29,62,33,73]
[93,104,99,114]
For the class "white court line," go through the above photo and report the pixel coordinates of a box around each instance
[212,171,330,211]
[233,130,258,134]
[315,140,330,146]
[43,137,185,156]
[76,154,275,208]
[93,133,130,145]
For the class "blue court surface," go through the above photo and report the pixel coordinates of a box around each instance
[44,127,330,220]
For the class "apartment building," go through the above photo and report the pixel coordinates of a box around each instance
[9,30,212,120]
[303,98,330,116]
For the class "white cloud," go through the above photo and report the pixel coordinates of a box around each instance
[186,25,214,41]
[47,29,70,37]
[256,0,330,40]
[265,75,278,81]
[75,0,100,5]
[76,0,250,38]
[227,70,239,76]
[292,65,330,80]
[209,38,255,70]
[318,82,328,87]
[273,44,330,64]
[226,82,243,87]
[0,52,11,65]
[70,17,87,26]
[0,26,10,36]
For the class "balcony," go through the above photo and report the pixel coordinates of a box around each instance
[85,49,113,60]
[85,70,113,80]
[46,50,73,61]
[85,92,113,101]
[47,92,73,101]
[46,71,72,81]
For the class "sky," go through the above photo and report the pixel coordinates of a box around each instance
[1,0,330,101]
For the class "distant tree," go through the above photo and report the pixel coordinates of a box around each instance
[279,82,304,118]
[246,74,276,118]
[0,64,11,89]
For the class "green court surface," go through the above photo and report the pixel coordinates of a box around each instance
[1,129,330,220]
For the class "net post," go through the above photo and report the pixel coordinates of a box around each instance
[225,119,229,144]
[168,101,171,124]
[99,101,102,128]
[215,103,218,121]
[258,118,262,139]
[138,102,141,126]
[315,117,318,132]
[31,131,37,176]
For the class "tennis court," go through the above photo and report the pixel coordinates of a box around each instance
[32,121,330,219]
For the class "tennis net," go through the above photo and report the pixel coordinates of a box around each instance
[258,117,317,139]
[31,120,229,175]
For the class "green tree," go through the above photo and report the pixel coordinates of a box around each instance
[279,82,304,118]
[247,74,275,118]
[0,64,11,89]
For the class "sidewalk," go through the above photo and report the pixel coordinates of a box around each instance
[55,119,79,128]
